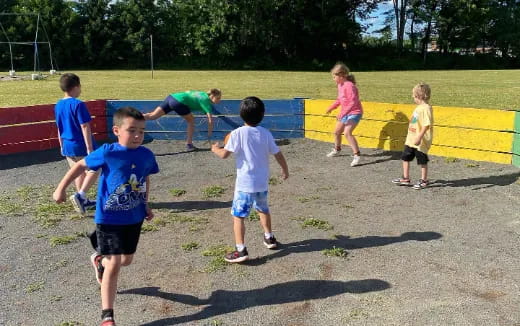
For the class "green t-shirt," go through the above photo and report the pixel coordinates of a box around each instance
[171,91,213,114]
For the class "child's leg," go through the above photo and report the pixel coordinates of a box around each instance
[100,254,123,311]
[79,170,99,194]
[183,113,195,145]
[258,211,272,234]
[420,164,428,181]
[333,121,345,150]
[73,172,86,192]
[402,160,410,179]
[233,216,246,246]
[343,121,360,155]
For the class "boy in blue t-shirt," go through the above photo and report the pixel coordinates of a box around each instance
[53,107,159,326]
[211,96,289,263]
[54,73,98,213]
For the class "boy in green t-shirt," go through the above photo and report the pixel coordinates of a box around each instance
[392,83,433,190]
[144,89,221,151]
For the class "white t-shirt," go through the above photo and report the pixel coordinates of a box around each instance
[224,125,280,192]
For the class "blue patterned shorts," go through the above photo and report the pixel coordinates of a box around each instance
[231,190,269,218]
[340,113,362,124]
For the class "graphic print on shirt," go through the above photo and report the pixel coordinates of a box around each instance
[104,173,146,212]
[409,111,419,133]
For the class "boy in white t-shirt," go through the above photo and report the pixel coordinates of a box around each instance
[211,96,289,263]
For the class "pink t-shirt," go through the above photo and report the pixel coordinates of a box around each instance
[328,80,363,118]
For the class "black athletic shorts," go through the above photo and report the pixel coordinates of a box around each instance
[159,95,191,116]
[90,222,143,255]
[401,145,429,165]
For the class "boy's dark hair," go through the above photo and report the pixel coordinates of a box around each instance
[59,73,81,92]
[113,107,145,126]
[239,96,265,126]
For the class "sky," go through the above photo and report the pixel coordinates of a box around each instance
[360,1,393,36]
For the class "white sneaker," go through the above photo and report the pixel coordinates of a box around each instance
[326,148,340,157]
[350,155,361,167]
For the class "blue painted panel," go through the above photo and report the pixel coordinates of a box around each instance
[107,99,303,116]
[110,130,303,141]
[105,99,304,141]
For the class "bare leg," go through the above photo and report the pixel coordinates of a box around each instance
[402,160,410,180]
[183,113,195,145]
[232,217,245,245]
[100,255,122,310]
[333,121,345,150]
[79,170,99,194]
[344,122,360,155]
[73,173,86,192]
[258,211,272,233]
[420,164,428,181]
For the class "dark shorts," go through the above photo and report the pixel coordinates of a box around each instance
[90,222,143,255]
[159,95,191,116]
[401,145,429,165]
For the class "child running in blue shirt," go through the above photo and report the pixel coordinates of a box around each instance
[211,96,289,263]
[54,73,98,213]
[53,107,159,326]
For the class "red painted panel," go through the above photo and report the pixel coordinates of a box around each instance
[0,100,107,126]
[0,138,61,154]
[0,122,57,144]
[0,104,55,125]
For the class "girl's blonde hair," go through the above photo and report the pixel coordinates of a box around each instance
[208,88,222,99]
[331,62,356,84]
[413,83,431,102]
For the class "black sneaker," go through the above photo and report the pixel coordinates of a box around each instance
[186,144,198,152]
[84,199,96,210]
[100,317,116,326]
[70,193,87,214]
[90,252,104,285]
[224,247,249,263]
[263,236,279,249]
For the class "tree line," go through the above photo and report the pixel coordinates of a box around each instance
[0,0,518,71]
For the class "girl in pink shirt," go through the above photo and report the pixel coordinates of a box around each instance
[325,62,363,166]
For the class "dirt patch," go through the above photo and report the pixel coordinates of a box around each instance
[1,138,519,325]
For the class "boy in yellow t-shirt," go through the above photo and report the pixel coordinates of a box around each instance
[392,83,433,190]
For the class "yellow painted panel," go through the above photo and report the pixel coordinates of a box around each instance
[428,146,512,164]
[304,100,515,131]
[305,130,511,164]
[306,115,513,152]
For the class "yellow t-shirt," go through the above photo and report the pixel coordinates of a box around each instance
[405,103,433,153]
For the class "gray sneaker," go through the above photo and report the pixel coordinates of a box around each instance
[224,247,249,263]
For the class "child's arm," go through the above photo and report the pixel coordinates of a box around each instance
[211,143,232,159]
[53,159,88,203]
[274,151,289,180]
[144,175,154,221]
[80,122,94,153]
[326,100,339,114]
[144,107,166,120]
[206,113,213,140]
[414,125,430,146]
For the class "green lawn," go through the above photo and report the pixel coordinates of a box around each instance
[0,69,518,109]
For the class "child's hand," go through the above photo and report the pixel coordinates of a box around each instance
[145,206,154,221]
[211,142,221,152]
[52,189,66,204]
[414,137,422,146]
[325,108,332,114]
[281,170,289,180]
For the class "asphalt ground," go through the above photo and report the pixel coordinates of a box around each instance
[1,138,519,326]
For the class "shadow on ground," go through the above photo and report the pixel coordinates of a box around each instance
[120,279,390,325]
[431,172,520,190]
[245,231,442,266]
[0,148,63,170]
[151,200,232,212]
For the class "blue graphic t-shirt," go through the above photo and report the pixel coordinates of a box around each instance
[85,143,159,225]
[54,97,97,156]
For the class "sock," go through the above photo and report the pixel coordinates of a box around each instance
[101,309,114,320]
[78,191,87,199]
[236,244,245,252]
[265,232,273,239]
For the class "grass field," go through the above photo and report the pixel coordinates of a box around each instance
[0,69,519,109]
